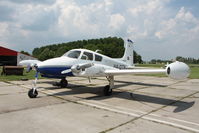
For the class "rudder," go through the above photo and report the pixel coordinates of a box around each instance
[122,39,134,66]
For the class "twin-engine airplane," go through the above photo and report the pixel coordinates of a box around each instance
[19,39,190,98]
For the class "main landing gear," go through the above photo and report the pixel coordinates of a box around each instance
[60,78,68,88]
[53,78,68,88]
[103,76,114,96]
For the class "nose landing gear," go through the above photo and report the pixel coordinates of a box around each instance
[28,88,38,98]
[28,72,39,98]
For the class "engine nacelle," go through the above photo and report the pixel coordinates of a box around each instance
[166,61,190,80]
[73,64,111,77]
[71,63,94,74]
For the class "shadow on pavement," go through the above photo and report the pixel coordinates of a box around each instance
[41,80,195,113]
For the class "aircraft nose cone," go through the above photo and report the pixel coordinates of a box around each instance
[36,61,44,70]
[36,57,69,76]
[35,57,74,78]
[37,57,58,70]
[36,62,43,69]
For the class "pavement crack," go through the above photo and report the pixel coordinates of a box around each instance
[0,101,67,115]
[99,117,140,133]
[99,91,199,133]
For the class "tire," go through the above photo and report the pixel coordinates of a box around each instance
[60,79,68,88]
[104,85,112,96]
[28,89,38,98]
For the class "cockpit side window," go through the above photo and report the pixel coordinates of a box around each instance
[95,54,102,61]
[81,52,93,60]
[66,51,81,59]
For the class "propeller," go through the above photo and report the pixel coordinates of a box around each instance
[26,63,38,73]
[26,64,32,73]
[61,63,94,74]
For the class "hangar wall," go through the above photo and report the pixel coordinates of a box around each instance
[0,46,37,66]
[17,53,36,65]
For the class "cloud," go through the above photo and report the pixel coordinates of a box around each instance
[0,22,9,43]
[0,5,15,22]
[128,0,164,16]
[4,0,56,5]
[0,0,199,60]
[109,14,125,30]
[55,0,124,38]
[20,6,58,31]
[155,7,199,40]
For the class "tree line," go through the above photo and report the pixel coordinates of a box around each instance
[149,59,172,64]
[149,56,199,64]
[32,37,143,63]
[176,56,199,64]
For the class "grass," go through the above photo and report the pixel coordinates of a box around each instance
[189,66,199,79]
[135,64,166,77]
[136,63,165,68]
[0,67,42,82]
[0,63,199,81]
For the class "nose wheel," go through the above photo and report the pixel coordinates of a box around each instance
[28,88,38,98]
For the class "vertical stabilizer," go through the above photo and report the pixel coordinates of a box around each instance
[122,39,134,66]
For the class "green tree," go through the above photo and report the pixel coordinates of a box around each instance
[38,48,55,61]
[134,51,143,63]
[32,37,142,63]
[20,50,30,55]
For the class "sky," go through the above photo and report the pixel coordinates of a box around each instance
[0,0,199,61]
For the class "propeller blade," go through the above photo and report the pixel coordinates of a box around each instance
[61,63,94,75]
[78,63,94,70]
[26,65,32,73]
[61,69,72,74]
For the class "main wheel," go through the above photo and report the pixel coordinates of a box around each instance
[60,79,68,88]
[28,89,38,98]
[104,85,112,96]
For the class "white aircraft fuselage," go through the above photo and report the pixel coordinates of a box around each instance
[37,49,129,78]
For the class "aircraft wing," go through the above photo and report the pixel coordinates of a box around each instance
[104,61,190,80]
[19,60,41,72]
[19,60,41,67]
[105,68,166,76]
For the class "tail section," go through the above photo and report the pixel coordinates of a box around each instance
[122,39,134,66]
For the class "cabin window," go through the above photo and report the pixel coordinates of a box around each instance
[65,51,81,59]
[81,52,93,60]
[95,54,102,61]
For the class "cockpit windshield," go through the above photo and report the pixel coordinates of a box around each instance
[63,50,81,59]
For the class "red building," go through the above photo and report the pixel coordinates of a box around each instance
[0,46,36,66]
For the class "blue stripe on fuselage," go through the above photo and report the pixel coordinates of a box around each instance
[38,66,73,78]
